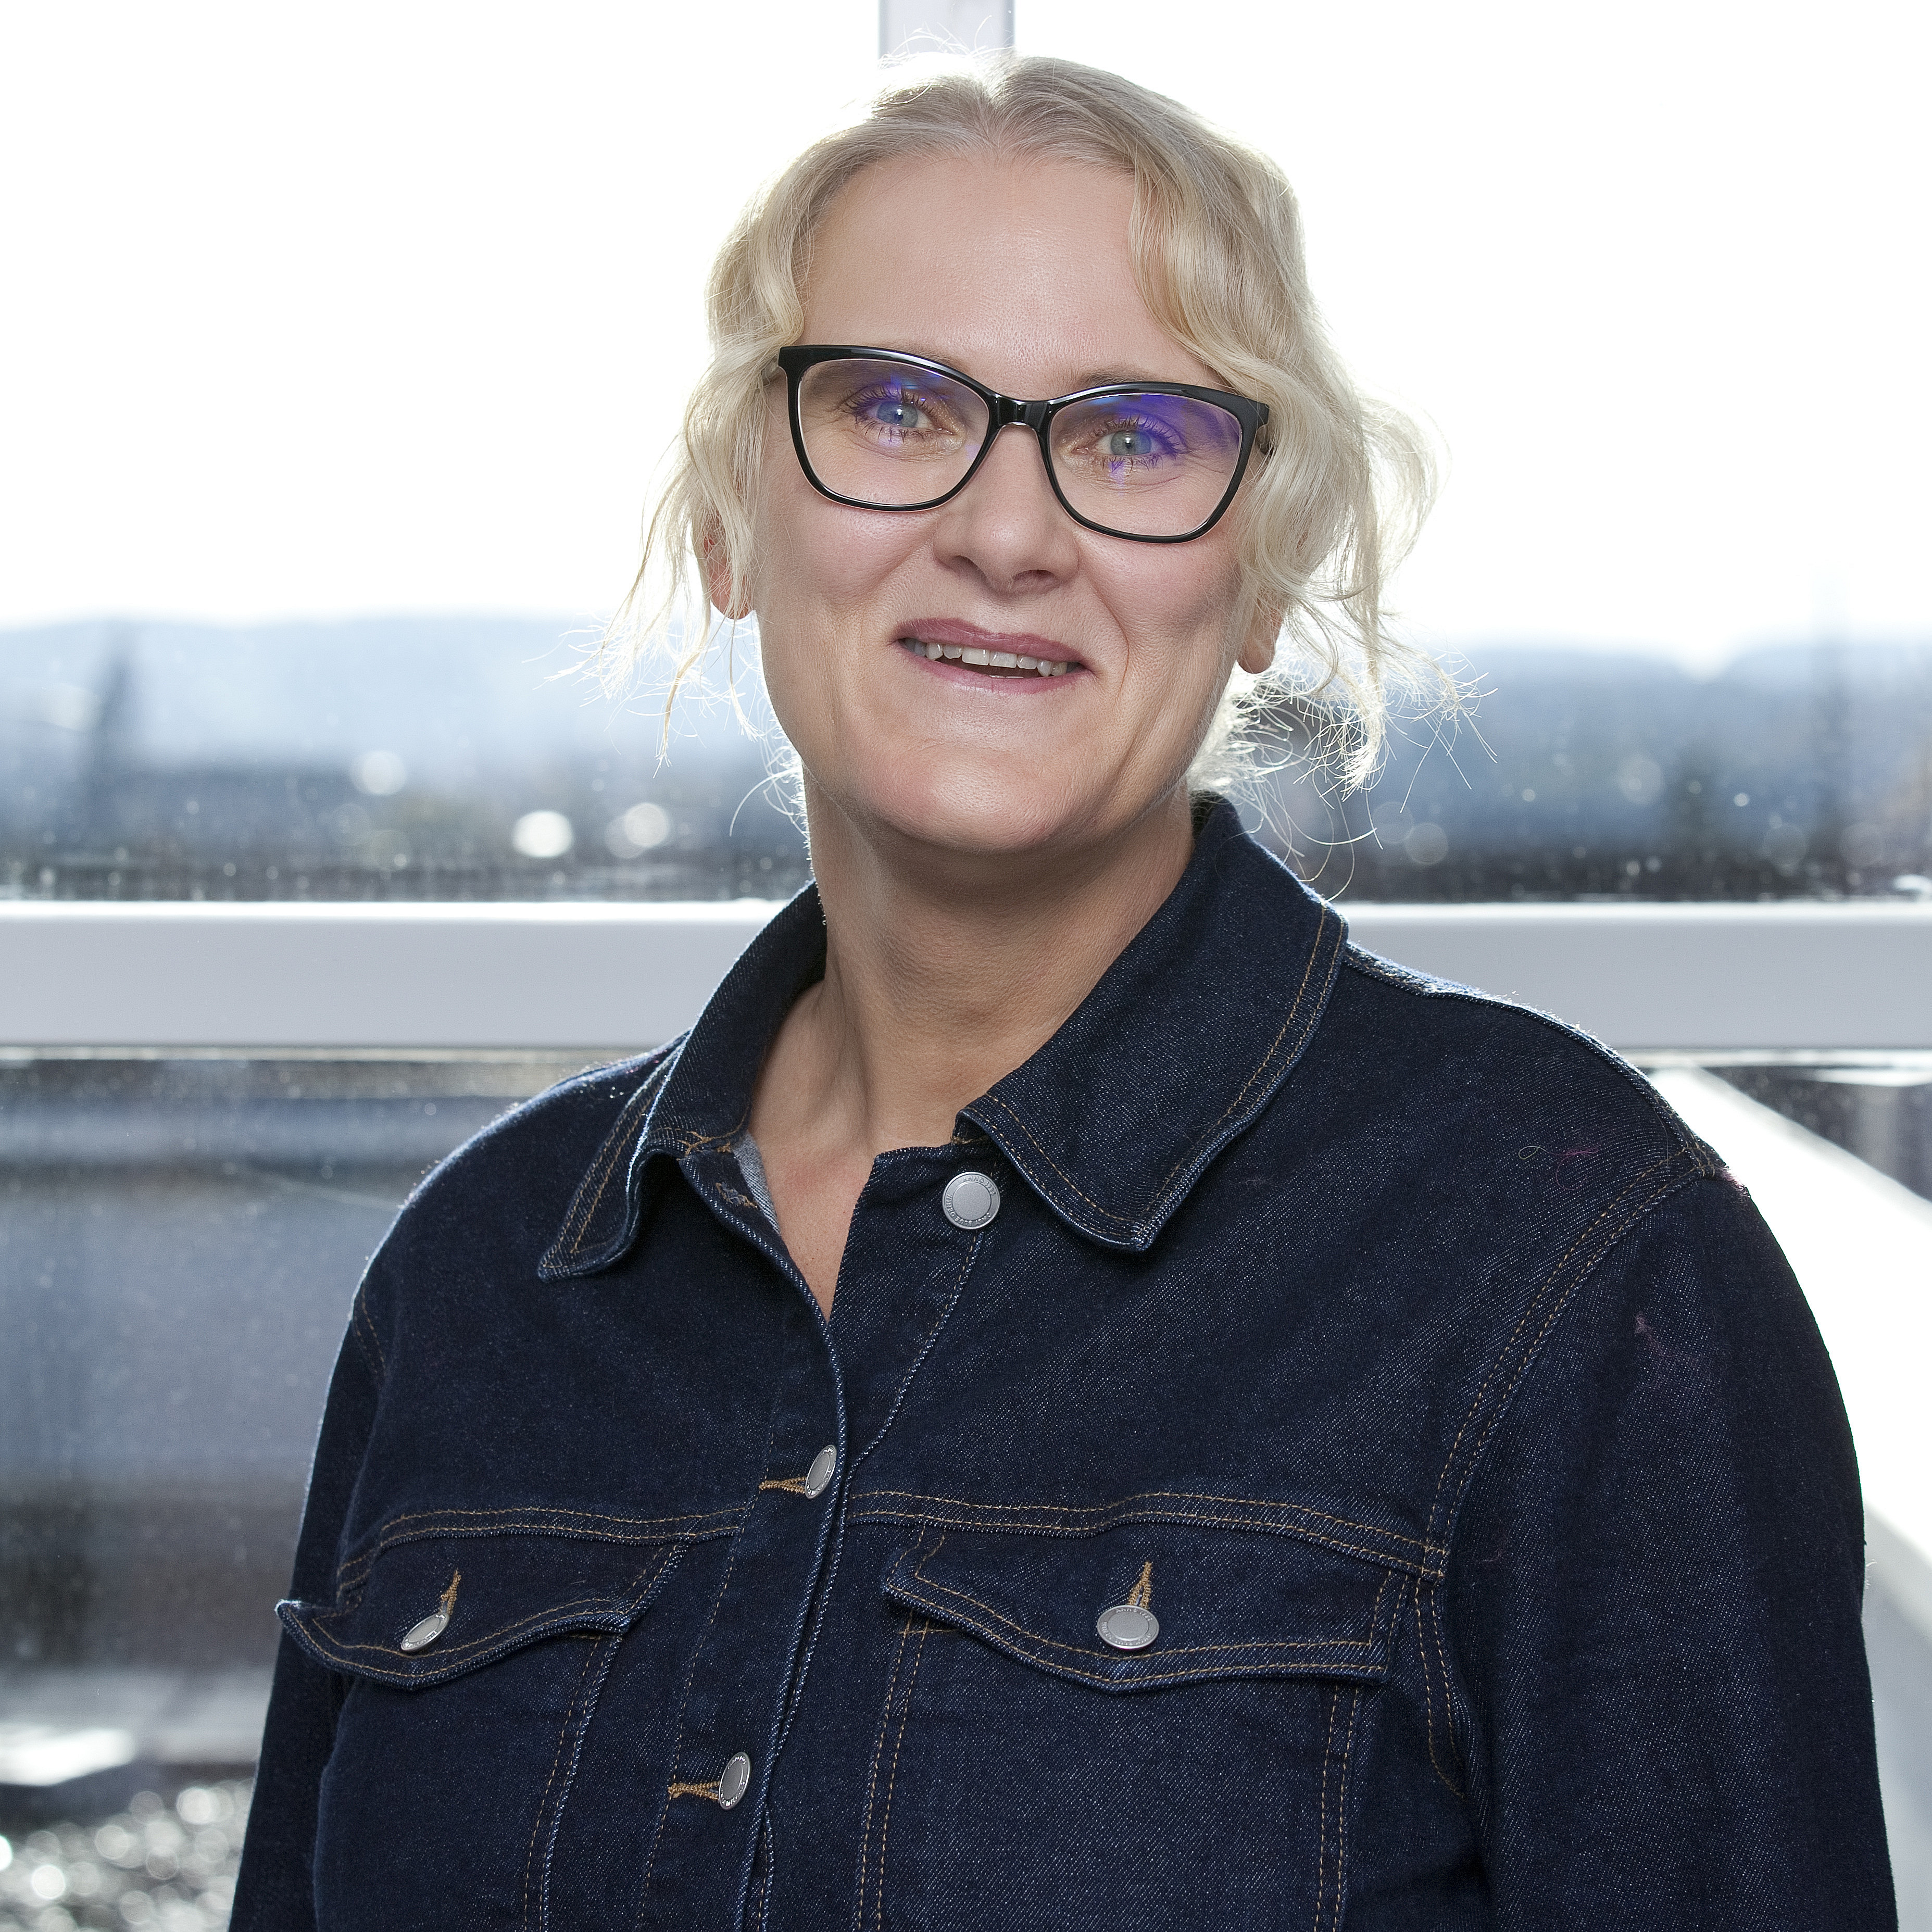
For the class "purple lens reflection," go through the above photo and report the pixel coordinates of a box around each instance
[1049,392,1245,536]
[797,358,988,506]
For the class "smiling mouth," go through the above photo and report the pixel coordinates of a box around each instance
[901,636,1073,678]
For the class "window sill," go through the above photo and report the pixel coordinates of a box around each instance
[2,897,1928,1052]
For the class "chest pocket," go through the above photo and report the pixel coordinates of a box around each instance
[280,1521,701,1932]
[281,1528,674,1684]
[863,1521,1402,1932]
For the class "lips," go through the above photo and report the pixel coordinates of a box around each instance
[896,619,1083,681]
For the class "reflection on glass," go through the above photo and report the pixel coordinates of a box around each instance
[4,621,1930,903]
[1270,644,1932,900]
[1718,1060,1932,1206]
[0,620,806,903]
[0,1054,580,1842]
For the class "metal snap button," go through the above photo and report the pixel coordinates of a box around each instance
[942,1170,1000,1231]
[1096,1603,1160,1652]
[399,1611,449,1653]
[400,1572,461,1652]
[718,1751,752,1810]
[802,1445,837,1499]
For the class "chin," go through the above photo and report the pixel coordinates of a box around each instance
[848,755,1089,859]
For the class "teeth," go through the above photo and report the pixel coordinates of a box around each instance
[906,638,1071,675]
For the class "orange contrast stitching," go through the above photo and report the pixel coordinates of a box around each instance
[307,1595,614,1670]
[1424,1149,1696,1539]
[871,1619,931,1932]
[854,1610,920,1923]
[852,1506,1435,1580]
[897,1550,1378,1672]
[1416,1574,1460,1796]
[1146,909,1341,1202]
[636,1484,751,1912]
[972,908,1341,1229]
[334,1504,742,1587]
[303,1545,677,1679]
[554,1055,674,1258]
[1312,1685,1340,1932]
[1426,1584,1461,1793]
[1453,1185,1702,1515]
[520,1633,603,1930]
[847,1487,1435,1554]
[1328,1687,1363,1932]
[556,1099,650,1254]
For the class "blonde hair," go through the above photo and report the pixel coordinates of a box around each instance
[613,53,1447,788]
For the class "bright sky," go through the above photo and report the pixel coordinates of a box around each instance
[3,1,1926,667]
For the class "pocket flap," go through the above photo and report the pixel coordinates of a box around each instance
[279,1529,682,1689]
[882,1524,1393,1693]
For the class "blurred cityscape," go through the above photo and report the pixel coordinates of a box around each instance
[3,616,1930,904]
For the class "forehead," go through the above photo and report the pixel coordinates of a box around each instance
[802,149,1218,396]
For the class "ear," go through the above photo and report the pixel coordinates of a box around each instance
[1236,602,1282,676]
[700,522,753,622]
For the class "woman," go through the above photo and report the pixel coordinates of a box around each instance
[234,56,1893,1930]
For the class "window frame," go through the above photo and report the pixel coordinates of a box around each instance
[3,899,1928,1053]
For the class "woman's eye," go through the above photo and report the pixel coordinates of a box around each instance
[1071,415,1184,469]
[848,387,945,436]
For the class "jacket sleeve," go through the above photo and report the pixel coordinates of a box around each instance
[230,1277,385,1932]
[1445,1170,1897,1928]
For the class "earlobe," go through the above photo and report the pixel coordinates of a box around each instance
[700,524,753,622]
[1237,607,1283,676]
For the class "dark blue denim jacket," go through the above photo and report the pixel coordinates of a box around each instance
[234,801,1894,1930]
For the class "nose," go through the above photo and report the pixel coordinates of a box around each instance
[930,421,1079,595]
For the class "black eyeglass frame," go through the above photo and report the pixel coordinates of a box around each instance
[775,344,1270,545]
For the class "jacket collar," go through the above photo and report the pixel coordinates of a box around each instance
[541,798,1346,1277]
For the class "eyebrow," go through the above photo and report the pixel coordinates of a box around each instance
[883,347,1179,394]
[1065,368,1167,390]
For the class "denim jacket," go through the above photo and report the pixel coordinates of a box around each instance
[234,800,1894,1930]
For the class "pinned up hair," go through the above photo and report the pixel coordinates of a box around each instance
[611,53,1449,787]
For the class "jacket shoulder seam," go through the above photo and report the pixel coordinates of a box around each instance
[1424,1158,1717,1785]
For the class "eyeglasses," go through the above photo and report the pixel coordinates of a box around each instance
[775,345,1269,544]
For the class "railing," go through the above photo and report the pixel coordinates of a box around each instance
[4,897,1929,1051]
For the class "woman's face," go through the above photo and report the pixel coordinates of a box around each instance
[737,150,1272,866]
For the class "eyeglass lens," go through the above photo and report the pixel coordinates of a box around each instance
[795,357,1245,538]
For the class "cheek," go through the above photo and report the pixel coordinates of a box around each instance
[1102,546,1246,698]
[751,478,921,634]
[746,474,913,755]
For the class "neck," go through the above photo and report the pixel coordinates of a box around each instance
[758,786,1198,1159]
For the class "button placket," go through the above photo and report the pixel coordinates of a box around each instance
[635,1286,849,1928]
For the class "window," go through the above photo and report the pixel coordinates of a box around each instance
[3,3,1928,1919]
